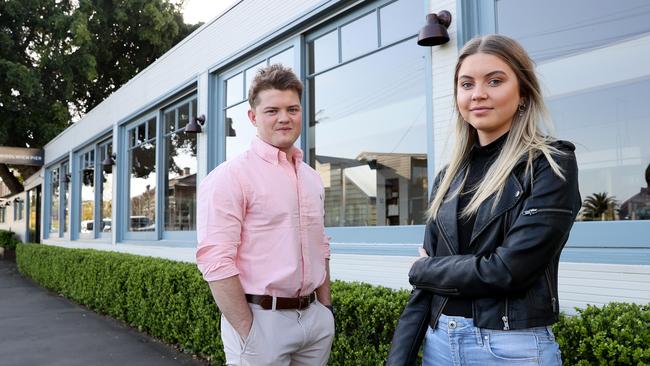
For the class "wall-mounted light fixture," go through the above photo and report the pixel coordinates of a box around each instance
[185,114,206,134]
[102,153,116,167]
[417,10,452,46]
[102,153,116,173]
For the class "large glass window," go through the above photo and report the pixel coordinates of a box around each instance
[127,118,157,232]
[162,98,198,231]
[28,187,40,243]
[13,198,24,221]
[99,142,113,234]
[223,47,295,161]
[62,162,69,234]
[307,0,427,227]
[79,150,95,236]
[496,0,650,221]
[49,167,60,234]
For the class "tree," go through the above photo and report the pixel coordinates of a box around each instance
[581,192,618,221]
[0,0,200,193]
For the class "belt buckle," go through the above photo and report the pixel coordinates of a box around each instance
[297,295,309,310]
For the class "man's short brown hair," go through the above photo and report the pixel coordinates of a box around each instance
[248,64,303,108]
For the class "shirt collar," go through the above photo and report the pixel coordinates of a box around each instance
[251,136,303,165]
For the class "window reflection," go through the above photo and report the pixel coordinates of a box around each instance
[379,0,421,46]
[164,132,197,231]
[310,30,338,73]
[226,102,256,160]
[162,99,198,232]
[341,12,378,61]
[50,168,59,234]
[100,143,113,233]
[28,188,40,243]
[497,0,650,221]
[79,153,94,235]
[309,39,428,226]
[226,73,244,107]
[269,48,294,69]
[129,141,156,232]
[62,162,69,234]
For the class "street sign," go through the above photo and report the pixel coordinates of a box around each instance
[0,147,45,166]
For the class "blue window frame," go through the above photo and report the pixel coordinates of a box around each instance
[210,40,300,169]
[304,0,431,242]
[44,160,69,239]
[160,95,199,242]
[122,114,158,241]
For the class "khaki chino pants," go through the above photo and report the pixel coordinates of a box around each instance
[220,300,335,366]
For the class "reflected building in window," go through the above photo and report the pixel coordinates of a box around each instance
[316,152,427,227]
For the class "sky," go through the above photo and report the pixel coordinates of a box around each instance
[180,0,239,25]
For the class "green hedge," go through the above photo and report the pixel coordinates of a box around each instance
[16,243,650,365]
[0,229,19,250]
[555,303,650,365]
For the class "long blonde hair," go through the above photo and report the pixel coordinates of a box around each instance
[427,34,565,221]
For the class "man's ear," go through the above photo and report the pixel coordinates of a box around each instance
[248,108,257,127]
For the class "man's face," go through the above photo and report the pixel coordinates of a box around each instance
[248,89,302,154]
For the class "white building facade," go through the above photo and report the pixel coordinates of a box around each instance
[2,0,648,312]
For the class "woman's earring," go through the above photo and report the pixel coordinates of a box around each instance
[518,103,526,117]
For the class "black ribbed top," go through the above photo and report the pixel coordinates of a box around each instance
[443,132,508,318]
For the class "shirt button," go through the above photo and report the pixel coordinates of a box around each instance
[515,190,521,197]
[448,320,457,329]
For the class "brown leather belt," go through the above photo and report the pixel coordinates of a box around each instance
[245,293,316,310]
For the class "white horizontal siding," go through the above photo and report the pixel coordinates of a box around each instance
[328,254,650,314]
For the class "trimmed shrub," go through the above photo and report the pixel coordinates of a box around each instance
[554,303,650,365]
[0,229,19,251]
[16,243,650,365]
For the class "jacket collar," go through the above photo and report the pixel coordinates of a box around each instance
[436,139,575,252]
[251,136,303,165]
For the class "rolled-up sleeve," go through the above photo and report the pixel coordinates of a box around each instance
[196,164,246,282]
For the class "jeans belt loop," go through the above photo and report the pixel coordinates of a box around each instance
[272,296,277,311]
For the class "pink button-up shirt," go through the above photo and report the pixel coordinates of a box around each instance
[196,137,330,297]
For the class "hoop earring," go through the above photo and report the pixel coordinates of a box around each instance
[518,103,526,117]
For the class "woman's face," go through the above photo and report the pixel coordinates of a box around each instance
[456,52,522,145]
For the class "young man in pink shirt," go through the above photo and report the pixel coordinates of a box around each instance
[196,64,334,365]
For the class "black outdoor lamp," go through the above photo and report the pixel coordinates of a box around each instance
[102,153,116,173]
[185,114,206,133]
[417,10,452,46]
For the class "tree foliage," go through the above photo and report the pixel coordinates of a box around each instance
[0,0,200,191]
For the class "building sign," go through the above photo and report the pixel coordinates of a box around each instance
[0,147,44,166]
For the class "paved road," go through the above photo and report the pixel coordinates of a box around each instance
[0,259,208,366]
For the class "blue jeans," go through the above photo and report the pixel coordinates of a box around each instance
[423,314,562,365]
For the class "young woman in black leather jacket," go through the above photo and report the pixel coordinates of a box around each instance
[387,34,581,365]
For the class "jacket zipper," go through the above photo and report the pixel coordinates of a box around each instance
[545,268,558,313]
[434,297,449,327]
[522,208,573,216]
[502,298,510,330]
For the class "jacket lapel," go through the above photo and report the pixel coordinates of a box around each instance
[470,173,524,246]
[437,165,466,255]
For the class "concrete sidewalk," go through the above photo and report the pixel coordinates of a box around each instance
[0,259,208,366]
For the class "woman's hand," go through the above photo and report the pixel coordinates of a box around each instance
[418,247,429,258]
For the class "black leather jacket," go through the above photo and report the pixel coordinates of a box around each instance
[387,141,581,365]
